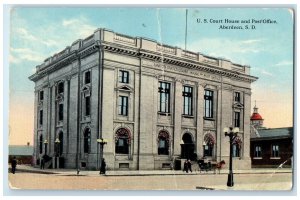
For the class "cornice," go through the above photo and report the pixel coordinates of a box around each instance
[29,43,100,82]
[104,44,257,83]
[30,41,258,84]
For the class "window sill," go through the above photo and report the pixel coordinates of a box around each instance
[203,117,215,121]
[158,112,171,116]
[182,115,194,118]
[118,114,129,117]
[253,157,263,160]
[270,157,281,160]
[119,82,130,84]
[233,157,242,159]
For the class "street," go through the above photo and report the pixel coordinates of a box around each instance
[8,172,292,190]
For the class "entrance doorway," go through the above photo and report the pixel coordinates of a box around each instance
[181,133,195,160]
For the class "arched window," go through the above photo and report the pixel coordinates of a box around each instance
[84,128,91,154]
[158,131,169,155]
[115,128,130,154]
[203,133,215,157]
[39,135,43,154]
[58,131,63,156]
[233,137,242,157]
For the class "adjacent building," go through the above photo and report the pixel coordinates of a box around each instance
[250,105,293,168]
[29,28,258,170]
[9,144,34,165]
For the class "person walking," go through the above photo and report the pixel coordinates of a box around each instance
[11,157,17,174]
[100,158,106,174]
[187,159,192,173]
[183,160,188,173]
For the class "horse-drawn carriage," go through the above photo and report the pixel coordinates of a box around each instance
[197,159,225,173]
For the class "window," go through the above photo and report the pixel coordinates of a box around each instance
[119,70,129,83]
[58,103,64,121]
[83,128,91,154]
[39,135,43,154]
[84,71,91,84]
[234,112,240,128]
[85,96,91,116]
[118,96,128,116]
[39,110,43,125]
[203,133,215,157]
[233,137,242,157]
[203,144,213,157]
[254,145,262,157]
[57,82,64,94]
[158,138,169,155]
[272,145,279,157]
[234,92,240,102]
[158,131,169,155]
[159,82,170,113]
[204,90,213,118]
[183,86,193,115]
[115,128,130,154]
[39,90,44,101]
[233,144,240,157]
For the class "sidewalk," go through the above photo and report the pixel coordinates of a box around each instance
[196,182,293,190]
[11,165,293,177]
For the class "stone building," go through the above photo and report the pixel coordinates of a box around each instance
[29,28,257,170]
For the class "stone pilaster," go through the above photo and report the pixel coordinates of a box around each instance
[216,86,222,161]
[173,79,182,156]
[196,83,204,157]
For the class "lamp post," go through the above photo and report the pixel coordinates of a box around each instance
[223,126,239,187]
[97,138,107,174]
[54,138,60,168]
[44,139,48,155]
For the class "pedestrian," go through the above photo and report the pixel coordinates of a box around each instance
[187,159,192,173]
[11,156,17,174]
[183,160,188,173]
[41,157,45,169]
[100,158,106,174]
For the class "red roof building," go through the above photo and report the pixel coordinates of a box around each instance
[250,104,264,129]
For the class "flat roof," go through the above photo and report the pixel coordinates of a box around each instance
[251,127,293,140]
[9,145,34,156]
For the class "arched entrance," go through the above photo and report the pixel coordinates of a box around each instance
[181,133,195,160]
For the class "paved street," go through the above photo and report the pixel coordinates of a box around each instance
[8,172,292,190]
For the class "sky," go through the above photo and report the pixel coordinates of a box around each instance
[8,7,294,145]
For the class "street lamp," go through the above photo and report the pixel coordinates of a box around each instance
[97,138,107,174]
[44,139,48,155]
[223,126,239,187]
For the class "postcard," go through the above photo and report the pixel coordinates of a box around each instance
[7,6,294,192]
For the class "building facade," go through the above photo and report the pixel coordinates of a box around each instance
[9,144,34,165]
[250,127,293,168]
[250,105,293,168]
[29,28,257,170]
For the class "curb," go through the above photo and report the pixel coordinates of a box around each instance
[10,168,292,176]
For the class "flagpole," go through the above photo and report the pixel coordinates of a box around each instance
[185,9,188,50]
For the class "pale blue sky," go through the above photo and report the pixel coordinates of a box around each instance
[9,7,294,144]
